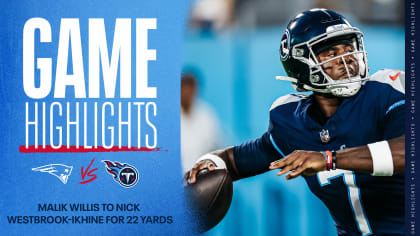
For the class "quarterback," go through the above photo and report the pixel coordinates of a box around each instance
[185,9,405,236]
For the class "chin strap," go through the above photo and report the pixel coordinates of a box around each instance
[275,76,330,93]
[275,76,297,83]
[275,75,363,97]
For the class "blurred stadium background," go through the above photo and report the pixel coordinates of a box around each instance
[182,0,404,235]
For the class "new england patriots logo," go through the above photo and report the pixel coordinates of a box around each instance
[32,164,73,184]
[102,160,139,188]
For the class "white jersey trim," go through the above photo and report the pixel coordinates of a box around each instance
[270,94,308,111]
[368,69,405,94]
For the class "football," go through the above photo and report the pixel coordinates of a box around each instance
[185,169,233,232]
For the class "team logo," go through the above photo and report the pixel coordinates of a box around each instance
[32,164,73,184]
[319,129,330,143]
[280,29,291,61]
[102,160,139,188]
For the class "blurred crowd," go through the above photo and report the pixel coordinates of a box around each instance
[188,0,404,31]
[180,71,224,172]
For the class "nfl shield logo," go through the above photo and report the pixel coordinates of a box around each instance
[319,129,330,143]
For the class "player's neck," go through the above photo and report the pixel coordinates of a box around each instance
[313,93,343,118]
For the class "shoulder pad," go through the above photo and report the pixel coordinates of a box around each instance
[368,69,405,94]
[270,94,308,111]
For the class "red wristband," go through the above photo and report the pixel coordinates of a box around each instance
[325,151,333,171]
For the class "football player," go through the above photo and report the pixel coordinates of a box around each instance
[185,8,405,236]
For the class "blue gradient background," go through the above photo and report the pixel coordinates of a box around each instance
[0,0,190,235]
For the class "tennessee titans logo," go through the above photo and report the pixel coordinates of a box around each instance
[32,164,73,184]
[280,29,291,61]
[319,129,330,143]
[102,160,139,188]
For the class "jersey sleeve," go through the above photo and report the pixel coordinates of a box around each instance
[232,94,303,178]
[383,102,404,139]
[233,130,284,178]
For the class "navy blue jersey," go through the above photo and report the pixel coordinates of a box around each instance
[233,69,405,236]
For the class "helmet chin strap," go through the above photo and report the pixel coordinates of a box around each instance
[276,76,331,93]
[275,75,363,97]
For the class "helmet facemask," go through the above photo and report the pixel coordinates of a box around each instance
[292,25,369,97]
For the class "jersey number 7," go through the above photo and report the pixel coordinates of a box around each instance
[318,170,372,236]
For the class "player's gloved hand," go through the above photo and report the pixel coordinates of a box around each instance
[184,159,217,185]
[269,150,327,180]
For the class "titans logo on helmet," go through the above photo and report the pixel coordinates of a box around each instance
[279,29,291,61]
[102,160,139,188]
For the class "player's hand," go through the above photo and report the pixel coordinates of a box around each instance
[184,159,217,185]
[269,150,327,180]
